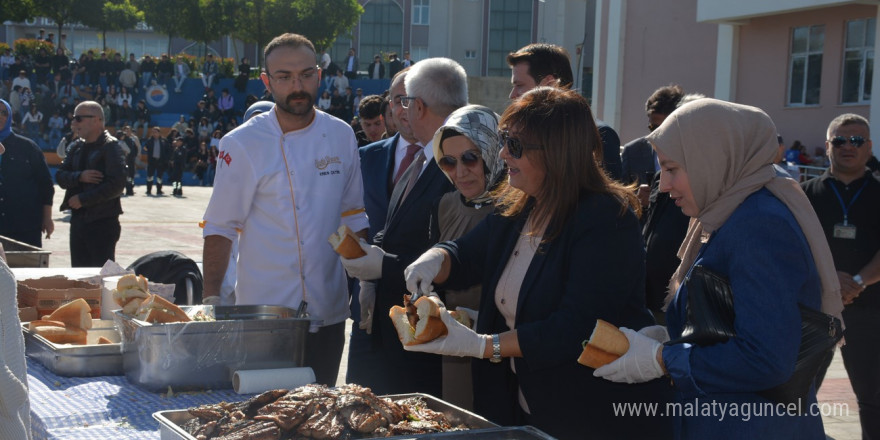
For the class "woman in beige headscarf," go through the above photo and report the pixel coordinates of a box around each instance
[595,98,842,439]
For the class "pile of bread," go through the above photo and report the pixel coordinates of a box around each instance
[28,298,106,345]
[390,295,472,346]
[113,274,190,324]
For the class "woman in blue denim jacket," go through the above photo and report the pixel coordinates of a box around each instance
[595,98,845,439]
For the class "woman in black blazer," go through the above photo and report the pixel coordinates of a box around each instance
[404,87,673,439]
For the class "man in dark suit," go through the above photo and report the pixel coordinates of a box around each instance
[341,58,465,396]
[346,68,420,386]
[142,127,171,195]
[506,43,623,181]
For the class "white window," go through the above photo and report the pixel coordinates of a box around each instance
[413,0,430,25]
[465,50,477,59]
[787,25,824,106]
[841,18,875,104]
[410,46,428,62]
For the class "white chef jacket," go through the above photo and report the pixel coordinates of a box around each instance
[203,108,369,331]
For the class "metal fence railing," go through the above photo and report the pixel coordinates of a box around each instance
[797,165,828,182]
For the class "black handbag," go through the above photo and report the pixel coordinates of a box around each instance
[665,265,843,409]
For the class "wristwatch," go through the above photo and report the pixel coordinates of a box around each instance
[490,334,502,363]
[853,274,867,289]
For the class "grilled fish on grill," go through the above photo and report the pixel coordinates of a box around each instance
[182,384,468,439]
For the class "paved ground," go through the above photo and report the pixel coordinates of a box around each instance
[34,185,862,438]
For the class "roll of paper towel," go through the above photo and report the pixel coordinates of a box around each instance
[233,367,316,394]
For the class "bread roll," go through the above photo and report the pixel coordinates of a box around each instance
[114,274,150,308]
[47,298,93,330]
[28,320,65,331]
[116,273,140,291]
[134,294,191,324]
[577,319,630,369]
[122,297,145,316]
[390,305,418,346]
[414,296,447,343]
[33,325,87,345]
[589,319,629,356]
[328,225,367,259]
[578,344,621,369]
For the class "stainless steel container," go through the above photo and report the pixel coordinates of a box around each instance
[152,393,524,440]
[22,319,123,377]
[115,305,310,391]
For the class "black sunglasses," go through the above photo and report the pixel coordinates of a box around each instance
[499,130,542,159]
[829,135,867,148]
[438,150,482,173]
[73,114,96,122]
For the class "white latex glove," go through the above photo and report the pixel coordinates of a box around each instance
[202,295,221,306]
[358,280,376,334]
[593,327,664,384]
[638,325,670,343]
[456,306,479,330]
[404,307,487,358]
[340,239,385,281]
[404,248,446,297]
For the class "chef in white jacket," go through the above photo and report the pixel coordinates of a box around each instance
[201,33,368,387]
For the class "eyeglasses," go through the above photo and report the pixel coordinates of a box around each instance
[266,67,318,85]
[829,135,867,148]
[399,96,421,109]
[499,130,543,159]
[438,150,482,173]
[73,115,96,122]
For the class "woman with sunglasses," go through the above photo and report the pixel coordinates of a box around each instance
[594,99,843,439]
[424,104,504,410]
[402,88,672,439]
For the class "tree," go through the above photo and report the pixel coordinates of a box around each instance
[134,0,194,53]
[181,0,236,57]
[32,0,100,41]
[79,0,144,51]
[288,0,362,51]
[0,0,37,23]
[235,0,362,65]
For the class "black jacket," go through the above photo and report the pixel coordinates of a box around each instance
[56,131,126,223]
[438,193,673,439]
[143,137,171,163]
[0,132,54,237]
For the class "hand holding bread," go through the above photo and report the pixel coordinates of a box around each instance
[403,306,487,358]
[328,225,367,259]
[592,327,665,384]
[577,319,630,369]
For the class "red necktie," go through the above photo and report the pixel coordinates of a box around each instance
[394,144,422,185]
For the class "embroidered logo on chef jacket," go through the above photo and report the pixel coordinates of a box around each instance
[218,150,232,167]
[315,156,342,175]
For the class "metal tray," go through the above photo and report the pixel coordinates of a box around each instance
[23,319,123,377]
[153,392,510,440]
[115,305,310,391]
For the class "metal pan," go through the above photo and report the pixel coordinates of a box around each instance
[153,392,504,440]
[115,305,311,391]
[23,319,123,377]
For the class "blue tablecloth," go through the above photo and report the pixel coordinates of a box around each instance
[26,359,250,440]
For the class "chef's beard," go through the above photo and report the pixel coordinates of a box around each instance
[275,91,316,117]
